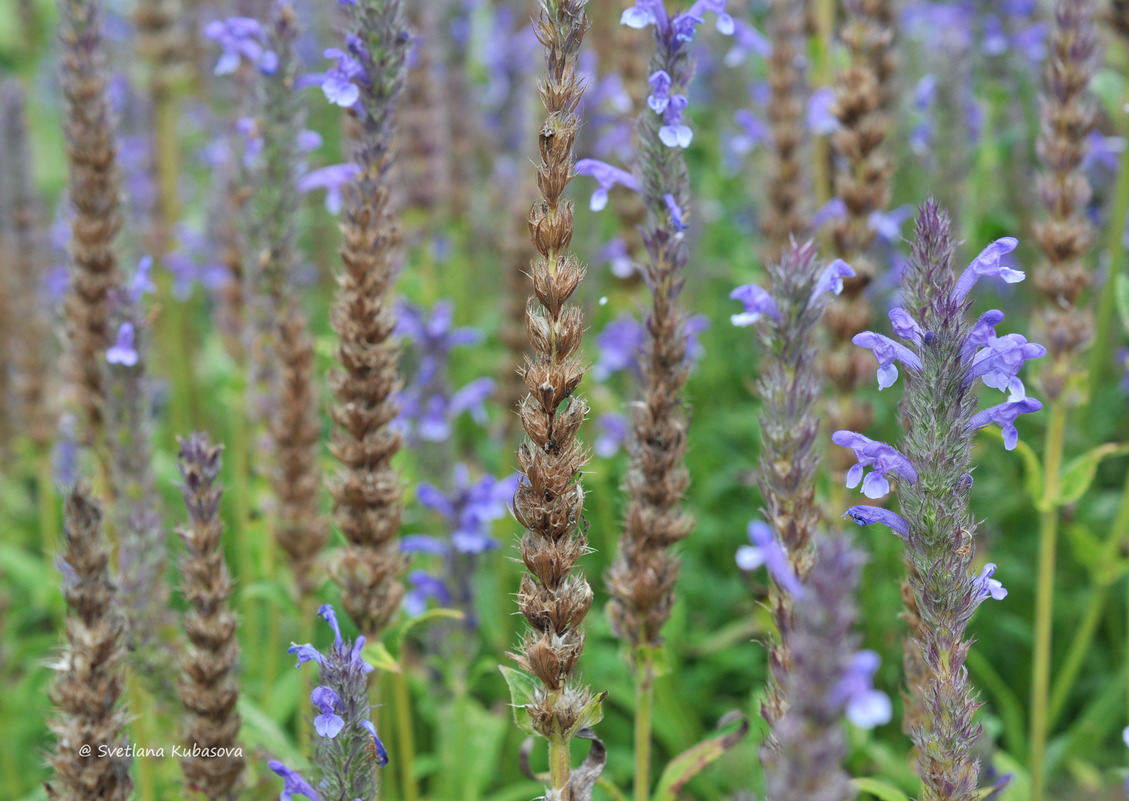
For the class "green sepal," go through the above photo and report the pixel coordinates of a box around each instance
[851,777,911,801]
[498,665,539,737]
[564,691,607,739]
[359,640,401,674]
[651,711,748,801]
[1056,442,1129,506]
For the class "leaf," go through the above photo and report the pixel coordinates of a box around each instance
[565,691,607,739]
[359,640,401,674]
[238,697,304,766]
[1057,443,1129,506]
[239,579,299,615]
[651,711,749,801]
[1063,523,1105,582]
[498,665,539,736]
[999,434,1045,510]
[1117,271,1129,334]
[852,777,911,801]
[387,607,465,661]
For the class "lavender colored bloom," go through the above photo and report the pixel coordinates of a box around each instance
[288,643,325,667]
[596,238,638,279]
[724,19,771,66]
[648,69,672,113]
[107,322,139,367]
[320,47,366,108]
[298,163,361,214]
[659,94,693,148]
[843,506,910,538]
[574,158,641,211]
[53,414,79,486]
[268,760,322,801]
[967,397,1043,450]
[128,256,156,303]
[688,0,735,35]
[729,284,781,326]
[811,259,855,300]
[813,197,848,228]
[621,0,667,30]
[869,205,913,243]
[962,309,1006,361]
[413,465,521,555]
[729,109,771,157]
[737,521,804,598]
[404,570,452,616]
[973,563,1007,601]
[831,431,918,499]
[595,412,629,458]
[360,720,389,767]
[594,316,646,380]
[889,307,924,343]
[852,331,923,389]
[965,333,1046,400]
[950,236,1023,303]
[319,603,343,645]
[311,686,345,738]
[664,193,689,230]
[807,86,839,135]
[205,17,277,75]
[835,651,892,728]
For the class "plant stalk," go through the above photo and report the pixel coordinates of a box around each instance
[392,669,420,801]
[634,650,655,801]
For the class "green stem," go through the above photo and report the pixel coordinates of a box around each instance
[1046,584,1105,730]
[453,669,473,801]
[128,674,156,801]
[391,669,420,801]
[811,0,835,210]
[548,732,571,799]
[1030,401,1067,801]
[634,651,655,801]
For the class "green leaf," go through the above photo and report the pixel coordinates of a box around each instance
[360,640,401,674]
[498,665,539,737]
[238,580,300,615]
[565,691,607,739]
[1117,270,1129,334]
[852,777,911,801]
[995,433,1045,510]
[238,697,304,766]
[651,711,748,801]
[387,607,465,661]
[1063,523,1105,581]
[1057,443,1129,506]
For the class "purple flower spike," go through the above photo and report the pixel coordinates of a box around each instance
[360,720,389,767]
[842,506,910,538]
[107,322,139,366]
[961,309,1006,362]
[811,259,855,300]
[664,193,689,230]
[951,236,1023,303]
[268,760,323,801]
[973,563,1007,601]
[311,686,345,738]
[967,397,1043,450]
[965,333,1046,400]
[737,521,804,598]
[730,284,781,326]
[648,70,672,113]
[318,604,343,645]
[287,643,325,667]
[205,17,277,76]
[852,331,923,390]
[831,430,918,499]
[835,651,892,728]
[889,308,924,343]
[575,158,641,211]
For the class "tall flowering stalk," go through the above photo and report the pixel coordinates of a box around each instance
[839,201,1037,801]
[507,3,603,799]
[327,0,411,639]
[1,81,54,453]
[58,0,124,447]
[398,1,449,217]
[1029,4,1099,799]
[46,484,133,801]
[761,0,811,256]
[280,605,389,800]
[729,240,855,735]
[176,433,244,800]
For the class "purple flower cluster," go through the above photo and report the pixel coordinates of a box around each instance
[204,17,278,75]
[593,313,709,384]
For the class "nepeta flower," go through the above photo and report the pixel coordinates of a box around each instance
[962,309,1006,361]
[659,93,692,148]
[967,398,1043,450]
[311,686,344,738]
[268,760,321,801]
[973,563,1008,601]
[950,236,1023,303]
[575,158,641,211]
[320,45,366,108]
[648,69,672,113]
[403,570,452,616]
[360,720,389,767]
[737,521,804,598]
[594,316,647,380]
[842,506,910,538]
[965,333,1047,400]
[811,259,855,300]
[831,431,918,499]
[405,466,521,556]
[807,86,839,135]
[834,651,892,728]
[723,18,771,66]
[665,193,688,230]
[107,323,139,367]
[889,307,924,343]
[594,412,629,457]
[729,284,781,325]
[298,163,361,214]
[129,256,156,303]
[852,331,923,390]
[204,18,278,75]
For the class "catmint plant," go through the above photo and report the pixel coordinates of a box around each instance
[838,201,1038,801]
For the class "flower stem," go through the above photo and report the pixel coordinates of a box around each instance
[549,732,571,799]
[128,673,156,801]
[391,669,419,801]
[634,650,655,801]
[1030,400,1067,801]
[812,0,835,208]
